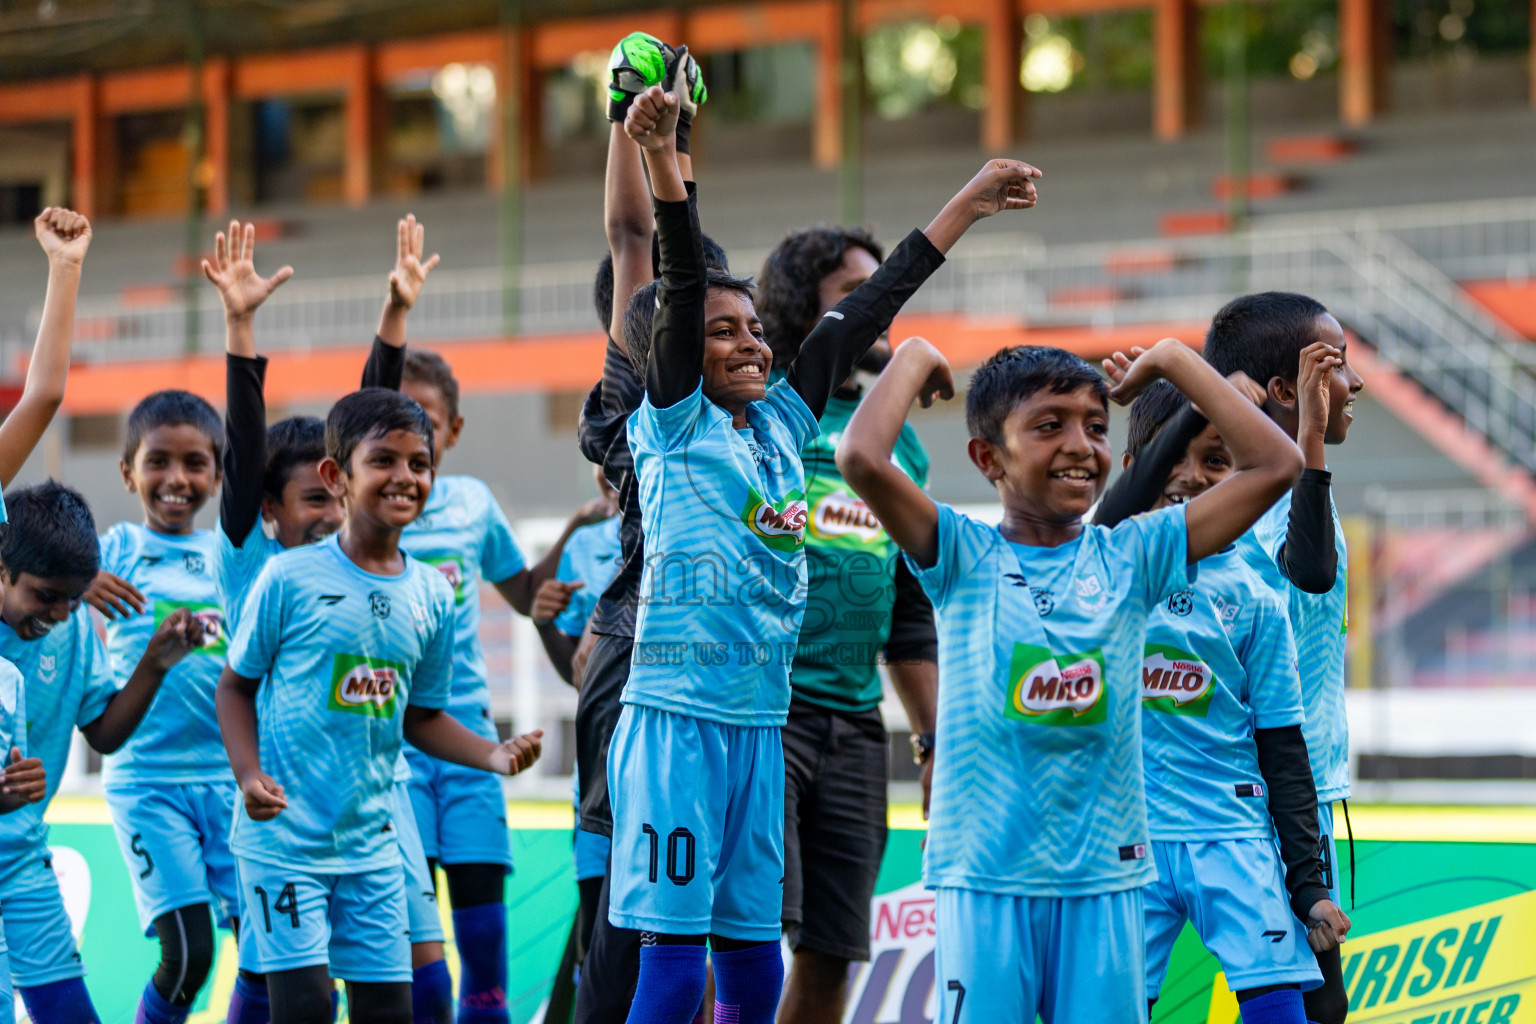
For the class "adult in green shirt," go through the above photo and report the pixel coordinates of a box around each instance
[758,226,940,1024]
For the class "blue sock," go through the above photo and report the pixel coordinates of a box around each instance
[1239,988,1308,1024]
[136,979,189,1024]
[625,945,707,1024]
[452,903,509,1023]
[20,979,102,1024]
[225,974,270,1024]
[710,943,783,1024]
[412,959,454,1024]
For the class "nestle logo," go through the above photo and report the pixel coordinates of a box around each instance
[873,896,935,942]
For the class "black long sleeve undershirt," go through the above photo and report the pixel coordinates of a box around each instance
[1275,469,1338,595]
[785,228,946,421]
[1255,724,1331,922]
[646,190,709,410]
[362,335,404,391]
[885,556,939,664]
[1092,405,1209,528]
[220,353,269,547]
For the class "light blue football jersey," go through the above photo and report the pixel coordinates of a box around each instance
[216,522,414,785]
[554,516,622,638]
[624,380,820,727]
[1235,490,1351,802]
[98,523,229,785]
[0,612,116,888]
[401,475,526,717]
[910,502,1191,897]
[1140,546,1304,841]
[226,535,456,873]
[216,521,284,639]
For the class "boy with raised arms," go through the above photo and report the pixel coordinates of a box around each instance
[1094,376,1351,1024]
[0,483,203,1024]
[204,217,456,1024]
[216,388,542,1024]
[836,336,1303,1022]
[1202,292,1366,1024]
[613,78,1037,1022]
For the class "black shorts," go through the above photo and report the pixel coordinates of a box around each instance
[575,632,633,838]
[781,697,889,962]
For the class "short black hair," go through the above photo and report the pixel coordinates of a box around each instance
[264,416,325,501]
[757,225,884,369]
[622,268,757,376]
[402,349,460,421]
[965,345,1109,445]
[1,480,99,582]
[123,390,223,470]
[1125,380,1190,460]
[592,232,731,334]
[1202,291,1331,387]
[325,388,434,471]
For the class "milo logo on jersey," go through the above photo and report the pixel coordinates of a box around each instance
[1141,643,1216,717]
[805,474,887,553]
[740,486,808,553]
[1006,643,1107,725]
[327,654,404,718]
[423,556,469,606]
[153,599,226,655]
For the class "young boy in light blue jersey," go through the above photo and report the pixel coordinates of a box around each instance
[216,388,543,1024]
[1095,379,1351,1024]
[396,348,602,1024]
[613,80,1036,1021]
[0,483,201,1024]
[1202,293,1365,1024]
[838,337,1303,1023]
[202,218,456,1024]
[83,385,245,1024]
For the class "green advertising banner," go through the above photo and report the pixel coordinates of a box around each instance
[23,806,1536,1023]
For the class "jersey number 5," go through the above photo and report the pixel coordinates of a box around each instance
[253,884,301,932]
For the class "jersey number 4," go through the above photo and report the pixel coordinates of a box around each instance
[253,884,300,932]
[641,824,696,886]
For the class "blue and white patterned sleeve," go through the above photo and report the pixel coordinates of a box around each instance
[408,578,455,710]
[227,561,286,681]
[628,383,707,456]
[1117,505,1194,605]
[76,622,118,727]
[906,502,986,611]
[478,482,527,585]
[1243,589,1305,731]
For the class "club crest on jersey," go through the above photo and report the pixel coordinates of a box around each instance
[154,599,226,655]
[1074,573,1109,613]
[1005,643,1107,725]
[740,487,808,553]
[1141,643,1215,716]
[183,552,205,575]
[369,591,392,620]
[327,654,404,717]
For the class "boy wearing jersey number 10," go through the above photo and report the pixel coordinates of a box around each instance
[614,81,1037,1022]
[216,389,543,1024]
[1093,378,1351,1024]
[838,337,1303,1023]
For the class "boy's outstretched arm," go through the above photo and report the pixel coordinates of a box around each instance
[1108,339,1302,563]
[788,159,1039,421]
[626,85,705,410]
[81,610,203,753]
[837,338,954,568]
[532,578,582,685]
[605,121,654,359]
[403,706,543,776]
[0,209,91,489]
[205,220,294,549]
[1270,342,1344,594]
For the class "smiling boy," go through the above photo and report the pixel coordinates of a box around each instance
[215,389,542,1024]
[837,336,1303,1023]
